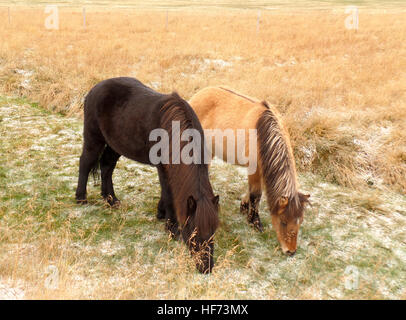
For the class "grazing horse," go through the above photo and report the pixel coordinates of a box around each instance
[75,77,219,273]
[189,86,310,256]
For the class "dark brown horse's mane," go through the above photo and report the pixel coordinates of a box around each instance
[256,108,305,219]
[159,92,219,236]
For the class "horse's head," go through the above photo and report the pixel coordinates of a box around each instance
[271,193,310,256]
[181,194,219,274]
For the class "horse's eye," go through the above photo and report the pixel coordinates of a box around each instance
[281,221,287,227]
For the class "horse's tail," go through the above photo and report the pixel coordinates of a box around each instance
[83,92,102,185]
[90,158,101,185]
[256,107,298,212]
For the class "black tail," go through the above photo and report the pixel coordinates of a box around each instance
[90,149,103,186]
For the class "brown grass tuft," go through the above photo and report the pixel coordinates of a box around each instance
[2,7,405,192]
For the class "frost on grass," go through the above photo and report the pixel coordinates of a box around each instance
[14,69,33,90]
[0,280,25,300]
[0,97,405,299]
[190,57,233,73]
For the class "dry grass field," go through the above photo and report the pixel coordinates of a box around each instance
[0,1,405,299]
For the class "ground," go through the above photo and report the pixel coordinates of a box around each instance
[0,96,405,299]
[0,0,405,300]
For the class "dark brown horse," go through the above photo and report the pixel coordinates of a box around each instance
[75,77,219,273]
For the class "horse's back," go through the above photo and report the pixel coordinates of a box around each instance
[85,77,162,112]
[189,86,265,131]
[189,87,267,170]
[83,77,166,163]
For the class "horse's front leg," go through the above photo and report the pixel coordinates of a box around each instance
[156,166,169,220]
[247,192,263,232]
[157,198,166,220]
[158,192,180,240]
[165,211,180,240]
[242,171,264,232]
[157,166,180,239]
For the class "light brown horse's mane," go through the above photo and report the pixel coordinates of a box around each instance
[256,108,302,218]
[159,92,219,235]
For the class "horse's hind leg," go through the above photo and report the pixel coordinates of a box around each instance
[75,139,105,204]
[100,145,121,207]
[241,170,263,232]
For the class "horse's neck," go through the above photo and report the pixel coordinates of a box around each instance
[167,165,201,216]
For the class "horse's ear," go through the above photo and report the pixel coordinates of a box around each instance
[212,195,219,206]
[187,195,197,214]
[278,196,289,214]
[171,91,181,99]
[261,100,270,109]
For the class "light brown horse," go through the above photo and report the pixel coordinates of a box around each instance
[189,86,310,256]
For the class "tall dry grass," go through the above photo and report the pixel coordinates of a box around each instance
[0,6,405,192]
[2,96,405,300]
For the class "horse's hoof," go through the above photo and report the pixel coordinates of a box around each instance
[248,218,264,233]
[109,200,120,208]
[76,199,88,205]
[169,230,180,241]
[104,195,120,208]
[255,222,264,233]
[166,220,180,240]
[240,201,249,215]
[253,219,264,233]
[111,200,121,208]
